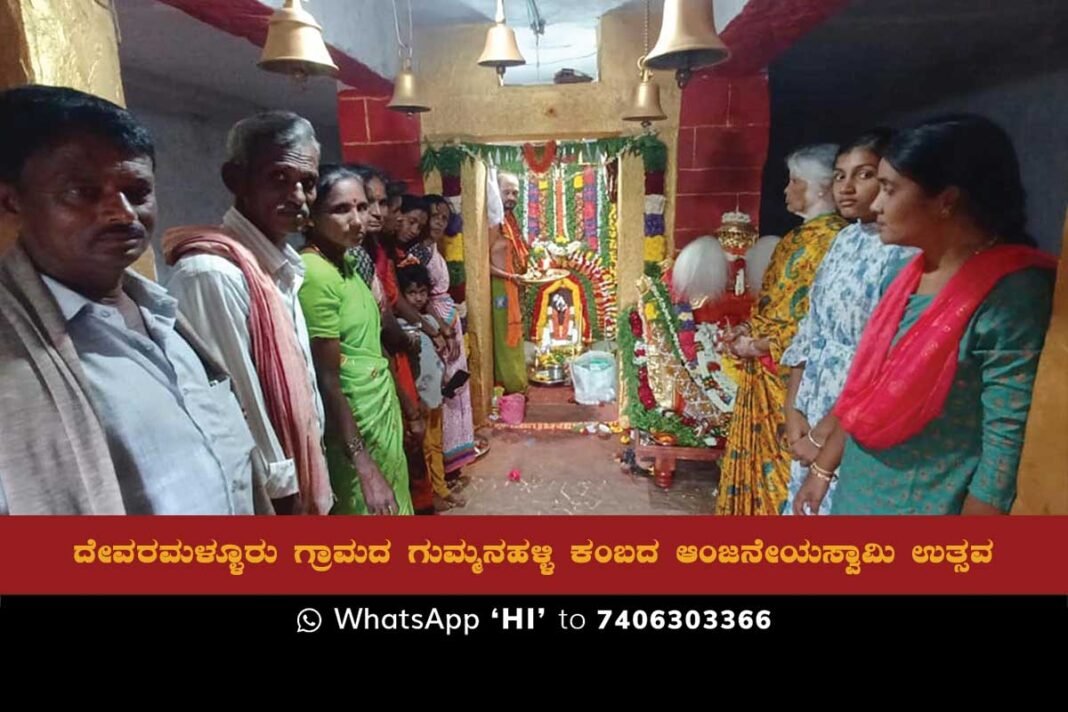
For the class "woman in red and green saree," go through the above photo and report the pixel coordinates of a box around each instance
[715,144,847,515]
[793,115,1056,515]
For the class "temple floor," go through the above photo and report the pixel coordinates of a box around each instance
[441,428,718,515]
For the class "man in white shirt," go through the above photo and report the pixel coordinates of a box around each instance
[0,85,264,514]
[163,111,330,515]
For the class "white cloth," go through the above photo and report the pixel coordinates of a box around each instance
[487,166,504,228]
[165,207,325,500]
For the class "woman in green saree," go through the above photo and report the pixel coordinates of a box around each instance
[298,165,412,515]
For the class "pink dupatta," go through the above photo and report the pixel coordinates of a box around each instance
[835,244,1056,450]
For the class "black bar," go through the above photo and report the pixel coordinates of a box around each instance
[2,595,1064,647]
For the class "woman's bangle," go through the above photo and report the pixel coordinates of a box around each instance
[807,431,825,449]
[344,433,366,459]
[810,463,837,482]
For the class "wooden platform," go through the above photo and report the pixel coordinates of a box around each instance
[633,441,724,489]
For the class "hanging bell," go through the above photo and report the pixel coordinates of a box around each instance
[645,0,729,88]
[259,0,339,79]
[387,57,431,115]
[477,0,525,84]
[622,60,667,127]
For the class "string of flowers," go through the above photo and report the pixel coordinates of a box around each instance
[420,136,668,186]
[619,306,706,447]
[553,167,569,245]
[527,276,595,343]
[522,141,557,174]
[633,135,668,278]
[583,166,598,247]
[603,185,618,272]
[644,280,736,414]
[570,168,584,249]
[524,176,539,243]
[492,420,619,433]
[539,176,553,245]
[521,263,604,342]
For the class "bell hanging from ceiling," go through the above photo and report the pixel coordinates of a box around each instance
[622,60,667,127]
[644,0,729,88]
[388,57,431,115]
[477,0,526,85]
[259,0,339,79]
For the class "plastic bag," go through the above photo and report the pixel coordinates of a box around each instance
[570,351,617,405]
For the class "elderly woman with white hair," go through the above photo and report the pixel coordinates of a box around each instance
[715,143,846,515]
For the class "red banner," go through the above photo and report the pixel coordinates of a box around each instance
[0,517,1065,595]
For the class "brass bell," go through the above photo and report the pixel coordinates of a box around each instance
[259,0,339,79]
[478,0,525,85]
[622,59,667,127]
[645,0,729,88]
[387,57,431,115]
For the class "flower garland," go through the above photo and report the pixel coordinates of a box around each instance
[582,166,598,244]
[619,307,706,447]
[522,141,557,174]
[644,279,736,414]
[631,135,669,278]
[492,420,619,433]
[597,167,611,267]
[527,275,595,343]
[553,168,569,245]
[524,175,539,244]
[421,136,667,180]
[540,177,553,246]
[643,193,667,273]
[562,248,616,338]
[522,266,603,342]
[570,169,584,249]
[604,189,618,272]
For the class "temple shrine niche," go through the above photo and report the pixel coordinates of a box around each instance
[513,148,619,385]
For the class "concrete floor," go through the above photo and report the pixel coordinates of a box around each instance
[440,428,719,515]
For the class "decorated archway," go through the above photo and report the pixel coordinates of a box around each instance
[420,135,668,423]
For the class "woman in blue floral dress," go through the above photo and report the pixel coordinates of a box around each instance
[780,130,915,514]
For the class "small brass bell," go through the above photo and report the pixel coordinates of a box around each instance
[622,59,667,127]
[387,57,431,115]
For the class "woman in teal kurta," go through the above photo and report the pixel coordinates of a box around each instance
[792,115,1056,516]
[299,166,412,515]
[832,265,1053,514]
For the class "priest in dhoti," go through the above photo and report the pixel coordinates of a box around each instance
[489,171,529,394]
